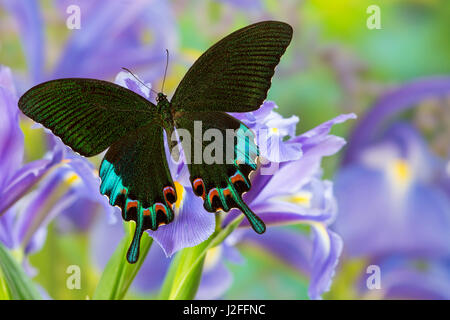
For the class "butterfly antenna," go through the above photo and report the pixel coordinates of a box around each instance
[161,49,169,93]
[121,67,158,95]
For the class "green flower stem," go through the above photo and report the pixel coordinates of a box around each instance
[323,258,367,300]
[159,214,244,300]
[0,243,42,300]
[93,222,153,300]
[0,268,12,300]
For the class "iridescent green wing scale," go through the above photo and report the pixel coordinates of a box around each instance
[100,123,176,263]
[171,21,293,113]
[19,78,176,263]
[18,78,158,156]
[174,112,265,234]
[171,21,293,233]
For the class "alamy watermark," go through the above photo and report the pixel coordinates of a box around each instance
[169,121,280,175]
[66,265,81,290]
[367,5,382,30]
[366,264,381,290]
[66,4,81,30]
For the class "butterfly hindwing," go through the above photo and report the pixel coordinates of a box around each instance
[171,21,292,113]
[174,112,265,234]
[99,123,177,263]
[18,78,157,156]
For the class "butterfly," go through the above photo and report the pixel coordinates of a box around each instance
[18,21,293,263]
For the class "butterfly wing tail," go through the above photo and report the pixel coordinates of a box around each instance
[229,184,266,234]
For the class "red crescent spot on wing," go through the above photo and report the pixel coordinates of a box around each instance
[163,186,176,205]
[230,172,245,185]
[143,208,151,216]
[126,200,138,211]
[154,203,167,215]
[208,188,221,211]
[223,188,231,197]
[193,178,206,200]
[154,203,168,226]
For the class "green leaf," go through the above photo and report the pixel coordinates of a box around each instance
[159,215,244,300]
[0,243,42,300]
[0,269,11,299]
[93,222,153,300]
[159,239,209,300]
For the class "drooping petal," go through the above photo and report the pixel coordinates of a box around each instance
[0,159,58,216]
[14,173,78,254]
[308,227,343,300]
[0,66,24,187]
[148,184,216,257]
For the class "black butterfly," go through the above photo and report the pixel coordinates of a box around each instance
[18,21,293,263]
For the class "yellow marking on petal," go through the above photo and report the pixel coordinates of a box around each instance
[174,181,185,210]
[270,127,279,134]
[65,173,81,185]
[204,245,222,272]
[290,191,312,208]
[140,29,154,45]
[304,220,331,256]
[393,159,411,184]
[279,191,312,208]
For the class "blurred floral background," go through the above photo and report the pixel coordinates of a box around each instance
[0,0,449,300]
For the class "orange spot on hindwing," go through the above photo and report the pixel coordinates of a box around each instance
[154,203,168,225]
[163,186,176,206]
[193,178,206,200]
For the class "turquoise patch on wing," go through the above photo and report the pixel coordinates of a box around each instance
[99,159,173,264]
[235,124,258,169]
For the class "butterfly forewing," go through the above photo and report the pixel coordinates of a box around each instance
[19,78,158,156]
[171,21,292,113]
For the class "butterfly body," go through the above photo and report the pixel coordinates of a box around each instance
[18,21,293,263]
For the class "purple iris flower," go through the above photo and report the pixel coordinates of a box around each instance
[352,256,450,300]
[230,101,303,162]
[217,0,263,11]
[222,109,355,299]
[0,65,116,279]
[0,66,63,261]
[49,136,119,232]
[91,71,355,299]
[2,0,177,88]
[333,77,450,299]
